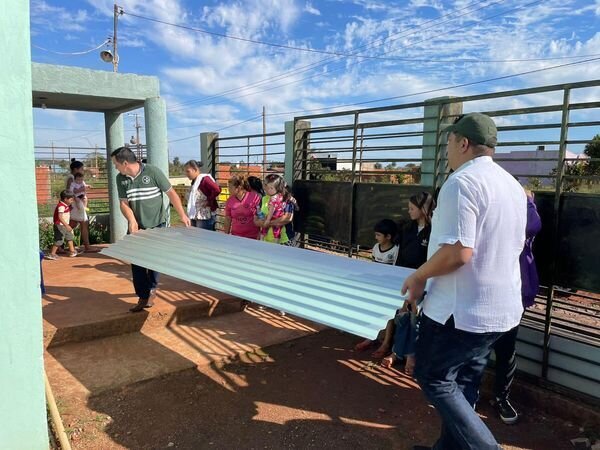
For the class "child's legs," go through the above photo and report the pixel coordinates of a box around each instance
[51,225,64,254]
[63,228,76,253]
[381,318,396,347]
[80,220,90,246]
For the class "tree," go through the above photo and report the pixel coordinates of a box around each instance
[374,162,383,169]
[584,133,600,176]
[527,177,543,190]
[169,157,184,176]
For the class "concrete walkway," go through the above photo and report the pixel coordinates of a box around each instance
[42,249,243,347]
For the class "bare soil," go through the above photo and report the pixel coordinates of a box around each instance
[56,330,585,450]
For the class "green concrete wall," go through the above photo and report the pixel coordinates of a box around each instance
[0,1,49,448]
[32,63,159,113]
[105,112,128,242]
[144,97,169,177]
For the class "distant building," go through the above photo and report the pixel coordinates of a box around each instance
[495,146,588,185]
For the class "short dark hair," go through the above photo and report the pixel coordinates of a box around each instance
[60,190,75,201]
[374,219,397,239]
[111,146,137,163]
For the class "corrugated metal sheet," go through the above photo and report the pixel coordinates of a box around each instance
[101,227,412,339]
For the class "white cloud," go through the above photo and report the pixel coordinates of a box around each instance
[36,0,600,160]
[304,1,321,16]
[31,0,90,32]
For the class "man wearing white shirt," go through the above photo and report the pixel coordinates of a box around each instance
[402,113,526,450]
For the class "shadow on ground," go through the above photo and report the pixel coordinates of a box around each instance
[83,330,576,450]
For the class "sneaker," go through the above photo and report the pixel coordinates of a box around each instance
[279,310,286,316]
[45,254,59,260]
[495,398,519,424]
[68,251,78,257]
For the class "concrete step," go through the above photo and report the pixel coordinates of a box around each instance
[45,308,326,401]
[42,251,244,348]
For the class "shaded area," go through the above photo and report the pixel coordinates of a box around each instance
[46,308,323,398]
[73,330,577,450]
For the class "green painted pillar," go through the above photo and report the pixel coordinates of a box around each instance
[421,97,462,188]
[144,97,170,224]
[105,112,128,242]
[0,1,48,448]
[144,97,169,177]
[285,120,310,185]
[200,132,219,177]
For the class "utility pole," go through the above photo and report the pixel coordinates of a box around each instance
[134,113,141,161]
[262,105,266,176]
[112,4,122,72]
[128,113,143,161]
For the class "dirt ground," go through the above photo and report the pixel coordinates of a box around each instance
[53,330,587,450]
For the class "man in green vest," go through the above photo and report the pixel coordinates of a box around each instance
[111,146,191,312]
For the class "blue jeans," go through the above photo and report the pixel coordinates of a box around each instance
[131,264,159,301]
[130,223,164,301]
[191,217,216,231]
[414,314,502,450]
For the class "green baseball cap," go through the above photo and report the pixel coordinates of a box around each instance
[444,112,497,148]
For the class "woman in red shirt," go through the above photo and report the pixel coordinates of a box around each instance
[223,175,261,239]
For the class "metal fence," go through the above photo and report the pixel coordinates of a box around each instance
[34,145,110,217]
[291,79,600,402]
[36,79,600,402]
[208,131,286,229]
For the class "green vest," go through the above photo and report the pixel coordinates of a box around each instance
[116,164,172,229]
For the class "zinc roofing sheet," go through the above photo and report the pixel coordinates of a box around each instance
[101,227,411,339]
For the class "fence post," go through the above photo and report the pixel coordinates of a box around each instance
[285,120,310,186]
[542,88,571,379]
[422,97,462,190]
[200,132,219,178]
[348,112,360,257]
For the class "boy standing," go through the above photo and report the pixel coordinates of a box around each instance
[46,191,77,259]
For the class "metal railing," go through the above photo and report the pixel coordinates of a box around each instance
[34,145,110,217]
[291,79,600,402]
[208,131,286,230]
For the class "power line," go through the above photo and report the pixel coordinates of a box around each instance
[168,114,263,143]
[123,10,388,58]
[166,0,498,111]
[32,39,109,56]
[265,56,600,117]
[170,0,546,111]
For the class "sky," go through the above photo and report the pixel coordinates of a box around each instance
[30,0,600,162]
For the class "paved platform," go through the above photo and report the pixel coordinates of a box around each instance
[45,309,325,400]
[42,249,244,347]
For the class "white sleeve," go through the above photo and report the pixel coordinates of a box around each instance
[434,178,478,249]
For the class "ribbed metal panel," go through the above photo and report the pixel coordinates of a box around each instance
[101,227,412,339]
